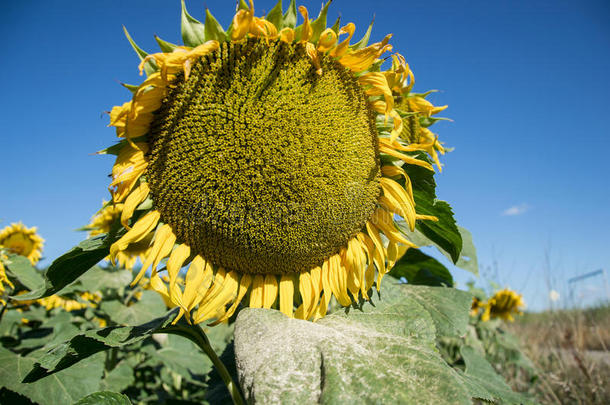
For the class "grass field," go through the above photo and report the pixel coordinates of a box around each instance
[504,304,609,404]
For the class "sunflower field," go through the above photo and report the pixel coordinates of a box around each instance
[0,1,539,404]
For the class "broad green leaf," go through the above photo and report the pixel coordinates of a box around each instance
[3,254,44,290]
[13,234,118,301]
[400,154,463,263]
[266,0,284,29]
[389,248,454,287]
[283,0,297,29]
[351,17,375,50]
[0,348,104,405]
[233,282,477,404]
[457,346,532,404]
[204,8,226,41]
[181,0,206,47]
[146,333,212,379]
[23,309,178,381]
[122,26,156,76]
[100,291,166,325]
[310,1,331,43]
[99,362,135,395]
[154,35,178,53]
[76,265,133,293]
[453,226,478,275]
[74,391,132,405]
[399,223,479,276]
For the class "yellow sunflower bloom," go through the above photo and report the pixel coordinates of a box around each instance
[481,288,525,322]
[0,223,45,265]
[86,201,153,269]
[0,260,15,305]
[101,0,449,325]
[38,291,102,312]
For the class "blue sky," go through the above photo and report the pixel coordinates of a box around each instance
[1,0,608,310]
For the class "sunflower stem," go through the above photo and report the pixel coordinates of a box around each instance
[160,323,245,405]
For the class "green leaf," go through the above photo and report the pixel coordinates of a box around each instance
[399,223,478,276]
[233,282,478,404]
[99,362,135,395]
[283,0,297,29]
[122,26,156,76]
[389,248,454,287]
[310,1,331,43]
[12,234,117,301]
[180,0,206,47]
[3,254,44,290]
[351,16,375,50]
[100,291,166,325]
[22,309,178,382]
[266,0,284,29]
[237,0,249,11]
[0,347,104,405]
[147,334,212,379]
[74,391,132,405]
[457,346,533,404]
[453,226,478,275]
[75,265,133,293]
[154,35,178,52]
[204,8,226,41]
[330,16,341,33]
[400,154,463,263]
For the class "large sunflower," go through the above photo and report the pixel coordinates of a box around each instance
[103,0,448,325]
[0,223,45,265]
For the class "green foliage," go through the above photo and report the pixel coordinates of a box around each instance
[3,254,44,290]
[389,248,454,286]
[233,282,528,404]
[14,234,116,301]
[0,264,233,404]
[73,391,132,405]
[403,154,463,263]
[180,0,206,47]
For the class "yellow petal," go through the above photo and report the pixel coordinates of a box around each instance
[249,274,264,308]
[298,6,312,43]
[262,274,278,309]
[110,210,159,259]
[208,274,252,326]
[339,34,392,72]
[329,23,355,58]
[279,27,295,43]
[121,183,150,229]
[194,270,239,324]
[279,274,294,318]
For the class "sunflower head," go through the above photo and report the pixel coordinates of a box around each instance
[481,288,525,322]
[0,223,44,265]
[470,296,483,317]
[101,0,449,325]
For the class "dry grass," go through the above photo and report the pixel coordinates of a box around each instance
[503,305,610,404]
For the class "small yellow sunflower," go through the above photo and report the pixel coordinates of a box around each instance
[87,202,152,269]
[481,288,525,322]
[470,296,483,317]
[38,291,102,312]
[0,260,15,305]
[101,0,448,325]
[0,223,45,265]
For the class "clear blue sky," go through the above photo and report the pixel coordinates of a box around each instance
[1,0,608,310]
